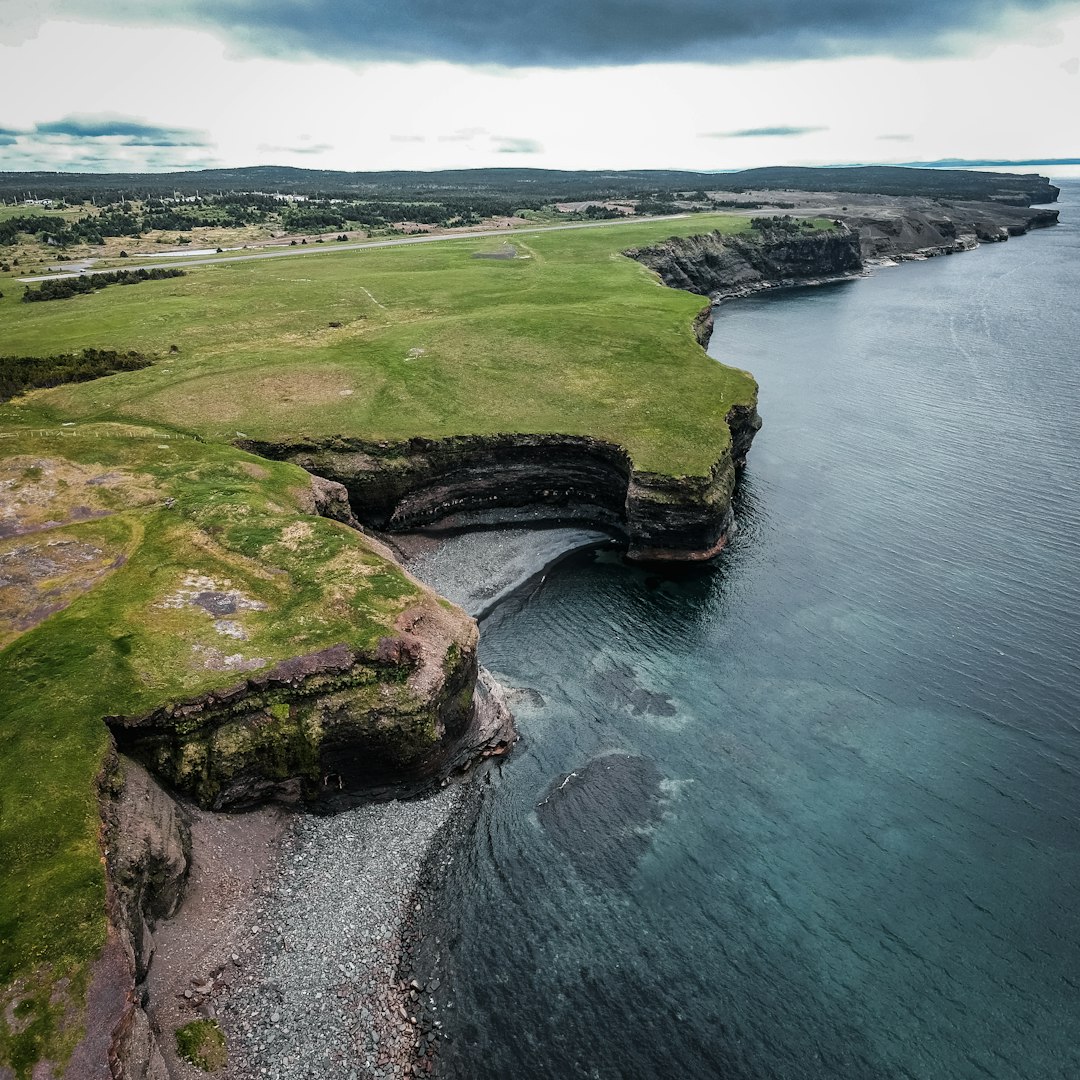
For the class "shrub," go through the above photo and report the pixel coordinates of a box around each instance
[21,267,185,302]
[175,1020,227,1072]
[0,348,152,403]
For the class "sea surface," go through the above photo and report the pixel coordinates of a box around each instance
[415,180,1080,1079]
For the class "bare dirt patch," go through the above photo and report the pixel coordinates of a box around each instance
[0,455,158,538]
[145,369,356,423]
[144,805,291,1080]
[277,521,314,551]
[0,533,124,646]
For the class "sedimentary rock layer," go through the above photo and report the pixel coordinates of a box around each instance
[241,406,761,563]
[849,202,1059,260]
[625,224,864,301]
[106,603,513,811]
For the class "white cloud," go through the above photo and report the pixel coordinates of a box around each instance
[1,11,1078,173]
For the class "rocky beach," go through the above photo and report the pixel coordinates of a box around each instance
[136,527,602,1079]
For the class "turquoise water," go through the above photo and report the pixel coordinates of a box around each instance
[416,182,1080,1079]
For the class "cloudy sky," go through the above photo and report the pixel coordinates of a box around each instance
[1,0,1078,173]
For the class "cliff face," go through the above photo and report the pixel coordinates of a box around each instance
[107,600,512,810]
[625,225,864,301]
[240,414,760,563]
[850,203,1059,260]
[625,201,1060,301]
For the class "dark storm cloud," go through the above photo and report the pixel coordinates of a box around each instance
[71,0,1068,66]
[705,125,829,138]
[35,116,211,146]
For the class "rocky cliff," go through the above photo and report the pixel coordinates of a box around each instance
[849,202,1059,260]
[625,224,864,301]
[107,597,512,811]
[239,409,761,563]
[624,201,1060,302]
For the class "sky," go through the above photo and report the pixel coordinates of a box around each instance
[0,0,1078,174]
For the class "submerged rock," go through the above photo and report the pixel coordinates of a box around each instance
[537,753,665,889]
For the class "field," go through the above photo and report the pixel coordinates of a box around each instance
[0,214,774,474]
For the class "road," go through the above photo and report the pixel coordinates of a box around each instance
[16,214,695,283]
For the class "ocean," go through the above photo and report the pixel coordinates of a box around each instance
[413,179,1080,1079]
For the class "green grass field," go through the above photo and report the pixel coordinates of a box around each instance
[0,215,775,474]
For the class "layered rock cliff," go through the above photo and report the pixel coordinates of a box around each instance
[625,201,1059,302]
[107,597,512,811]
[239,409,761,563]
[849,202,1059,260]
[625,224,864,301]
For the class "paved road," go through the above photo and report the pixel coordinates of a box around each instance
[17,214,694,283]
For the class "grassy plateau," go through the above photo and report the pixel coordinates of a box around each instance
[0,214,772,473]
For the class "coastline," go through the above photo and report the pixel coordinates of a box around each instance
[144,741,495,1080]
[140,526,601,1078]
[219,785,470,1080]
[131,197,1064,1077]
[1,176,1063,1078]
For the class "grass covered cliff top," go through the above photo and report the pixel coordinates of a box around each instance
[0,214,792,476]
[0,424,430,1073]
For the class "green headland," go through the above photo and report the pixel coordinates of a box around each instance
[0,214,779,474]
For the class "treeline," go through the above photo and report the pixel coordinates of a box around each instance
[0,349,152,403]
[750,215,818,233]
[1,204,264,247]
[712,198,796,210]
[0,164,1057,207]
[22,267,186,302]
[279,194,543,232]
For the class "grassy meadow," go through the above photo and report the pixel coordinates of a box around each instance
[1,214,768,474]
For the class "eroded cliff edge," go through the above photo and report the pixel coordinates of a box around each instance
[240,412,759,564]
[238,263,763,563]
[624,201,1059,302]
[240,197,1057,564]
[0,433,515,1079]
[626,222,864,301]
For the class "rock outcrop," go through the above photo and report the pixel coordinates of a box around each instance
[65,754,191,1080]
[626,201,1059,299]
[849,202,1059,261]
[106,601,513,810]
[625,224,864,301]
[239,409,761,563]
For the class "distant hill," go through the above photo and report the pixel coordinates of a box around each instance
[0,164,1058,206]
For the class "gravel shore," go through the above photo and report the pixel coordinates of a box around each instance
[218,785,467,1079]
